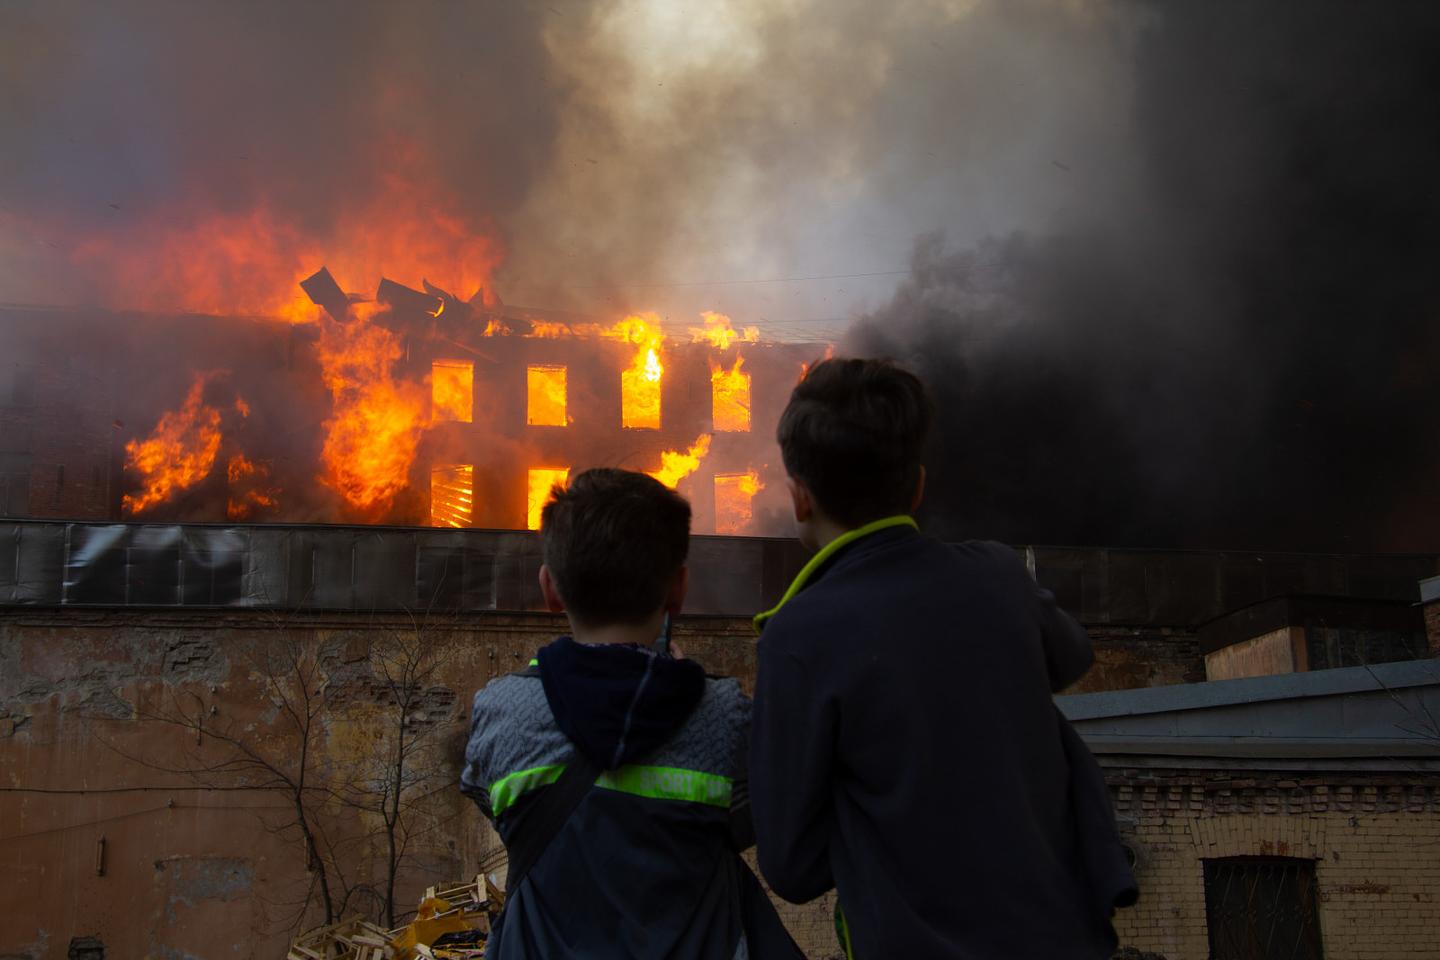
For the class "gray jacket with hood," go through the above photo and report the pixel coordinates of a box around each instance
[461,636,801,960]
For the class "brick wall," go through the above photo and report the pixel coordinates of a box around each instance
[1110,774,1440,960]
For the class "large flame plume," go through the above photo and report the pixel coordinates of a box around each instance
[316,311,428,515]
[122,373,224,514]
[67,146,504,326]
[648,434,712,490]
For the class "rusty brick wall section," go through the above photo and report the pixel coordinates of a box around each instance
[1424,600,1440,657]
[1069,627,1204,693]
[1109,774,1440,960]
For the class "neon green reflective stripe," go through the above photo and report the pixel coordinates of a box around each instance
[490,763,565,817]
[835,902,856,960]
[753,515,918,633]
[490,763,732,816]
[528,658,539,667]
[595,765,732,808]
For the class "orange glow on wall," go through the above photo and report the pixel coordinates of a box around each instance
[711,356,752,433]
[430,464,475,528]
[527,365,568,426]
[528,467,570,530]
[431,360,474,423]
[714,471,764,535]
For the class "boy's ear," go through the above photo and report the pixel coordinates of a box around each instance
[538,564,567,614]
[666,565,689,615]
[788,477,813,524]
[910,465,926,513]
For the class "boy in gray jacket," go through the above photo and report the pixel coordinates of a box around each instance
[462,468,801,959]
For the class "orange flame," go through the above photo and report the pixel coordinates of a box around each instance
[690,311,759,350]
[431,359,474,424]
[649,434,712,490]
[711,356,752,433]
[316,312,427,515]
[430,464,475,528]
[611,313,666,429]
[527,364,569,426]
[122,374,223,514]
[69,142,502,324]
[799,344,838,382]
[715,470,765,535]
[226,454,279,521]
[528,467,570,530]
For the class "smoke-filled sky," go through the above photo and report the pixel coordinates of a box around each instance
[0,0,1137,332]
[2,1,1438,550]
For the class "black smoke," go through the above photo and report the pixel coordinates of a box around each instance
[850,1,1440,552]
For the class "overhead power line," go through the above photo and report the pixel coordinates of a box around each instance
[563,270,910,290]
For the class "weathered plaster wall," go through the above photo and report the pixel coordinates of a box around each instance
[0,609,1196,958]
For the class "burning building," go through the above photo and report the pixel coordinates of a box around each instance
[0,277,814,537]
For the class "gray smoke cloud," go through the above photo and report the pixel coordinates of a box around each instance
[850,1,1440,552]
[2,1,1435,550]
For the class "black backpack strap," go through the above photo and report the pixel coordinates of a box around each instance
[503,751,602,894]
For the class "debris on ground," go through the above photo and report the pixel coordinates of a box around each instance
[287,875,502,959]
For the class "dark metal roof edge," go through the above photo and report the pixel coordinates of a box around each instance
[1077,735,1440,760]
[1058,658,1440,722]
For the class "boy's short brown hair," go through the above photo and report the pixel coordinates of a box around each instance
[777,357,933,527]
[540,468,691,626]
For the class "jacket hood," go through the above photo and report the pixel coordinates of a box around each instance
[537,636,706,770]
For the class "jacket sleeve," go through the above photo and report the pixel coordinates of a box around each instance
[1035,579,1094,692]
[990,541,1094,691]
[749,637,837,903]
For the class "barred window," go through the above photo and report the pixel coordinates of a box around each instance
[1204,857,1323,960]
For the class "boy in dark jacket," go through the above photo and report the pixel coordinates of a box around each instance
[750,358,1137,960]
[461,468,801,960]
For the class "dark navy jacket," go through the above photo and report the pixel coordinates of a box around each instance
[462,637,802,960]
[750,519,1137,959]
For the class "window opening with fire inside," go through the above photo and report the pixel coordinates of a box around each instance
[430,464,474,528]
[711,357,751,432]
[527,365,568,427]
[431,360,474,424]
[620,340,663,429]
[714,471,763,535]
[527,467,570,530]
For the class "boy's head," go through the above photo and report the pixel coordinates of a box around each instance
[777,357,933,542]
[539,467,691,630]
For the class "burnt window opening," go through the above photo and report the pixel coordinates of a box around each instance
[1204,857,1323,960]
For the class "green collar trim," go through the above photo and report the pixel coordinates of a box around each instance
[753,515,918,633]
